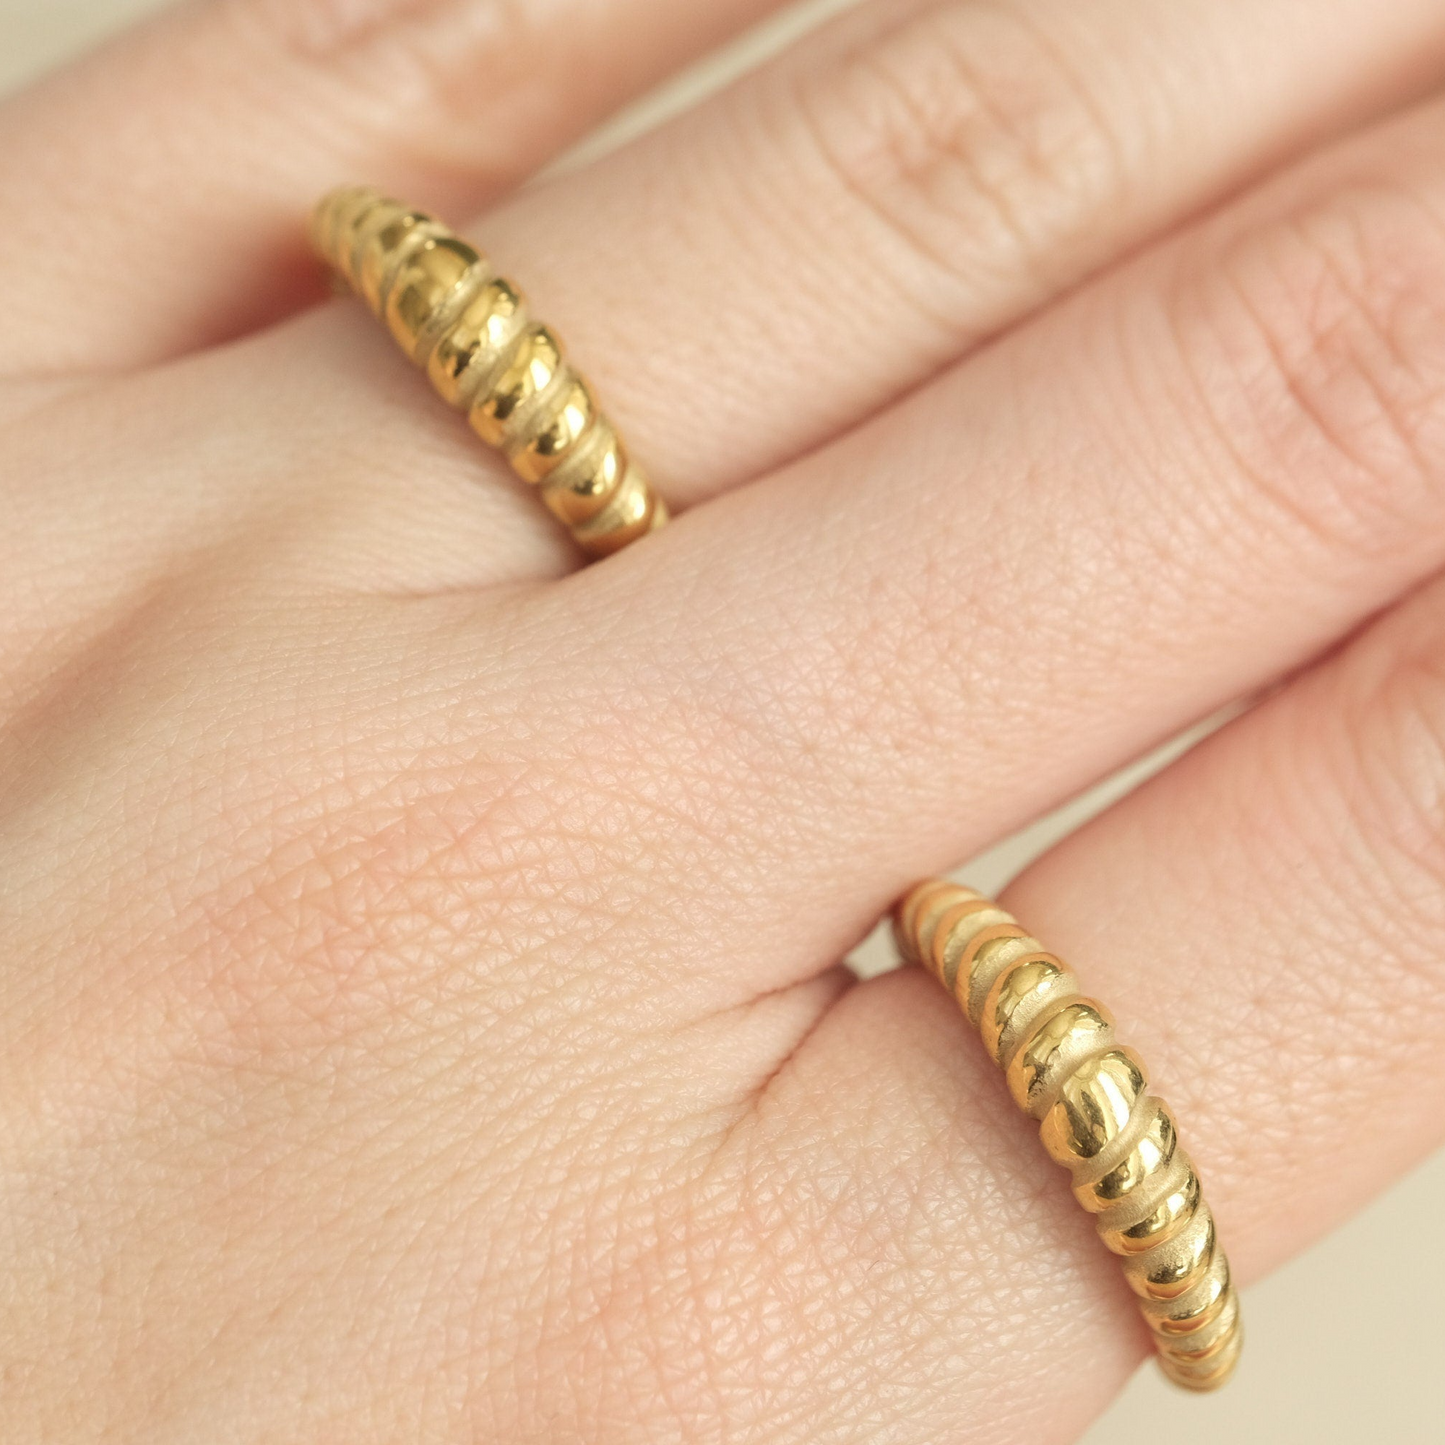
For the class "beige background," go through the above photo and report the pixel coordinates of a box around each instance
[3,1,1442,1440]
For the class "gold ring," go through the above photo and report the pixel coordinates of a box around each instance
[310,187,668,560]
[893,881,1243,1392]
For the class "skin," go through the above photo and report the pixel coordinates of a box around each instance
[4,0,1445,1438]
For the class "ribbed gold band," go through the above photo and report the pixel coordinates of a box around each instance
[310,187,668,559]
[894,881,1243,1392]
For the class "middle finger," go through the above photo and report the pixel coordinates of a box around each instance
[464,0,1445,501]
[13,0,1445,614]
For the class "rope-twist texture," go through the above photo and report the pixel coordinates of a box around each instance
[894,880,1243,1392]
[311,187,668,558]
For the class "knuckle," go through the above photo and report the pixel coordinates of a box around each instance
[791,0,1130,319]
[229,0,428,56]
[229,0,537,165]
[1228,603,1445,1148]
[1340,603,1445,922]
[1168,174,1445,559]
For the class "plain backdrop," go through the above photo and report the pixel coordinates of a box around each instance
[2,2,1442,1441]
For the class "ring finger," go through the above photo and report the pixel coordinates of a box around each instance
[670,558,1445,1443]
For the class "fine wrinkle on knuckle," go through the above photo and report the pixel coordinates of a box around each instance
[1153,662,1445,1198]
[792,0,1131,326]
[1335,622,1445,964]
[229,0,543,169]
[228,0,410,58]
[230,0,464,60]
[1166,177,1445,566]
[1214,630,1445,1143]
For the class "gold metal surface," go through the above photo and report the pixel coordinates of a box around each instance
[311,187,668,559]
[894,880,1244,1393]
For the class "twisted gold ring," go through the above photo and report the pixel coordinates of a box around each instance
[894,881,1243,1392]
[311,187,668,559]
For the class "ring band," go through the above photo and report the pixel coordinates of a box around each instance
[894,880,1243,1392]
[310,187,669,559]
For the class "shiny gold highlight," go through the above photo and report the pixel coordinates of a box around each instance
[311,187,668,559]
[894,881,1243,1391]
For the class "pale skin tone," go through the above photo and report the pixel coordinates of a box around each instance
[6,0,1445,1437]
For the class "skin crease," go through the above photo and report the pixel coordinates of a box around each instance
[7,0,1445,1441]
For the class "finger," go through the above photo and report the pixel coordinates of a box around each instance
[244,0,1445,565]
[661,570,1445,1443]
[572,86,1445,994]
[13,0,1445,636]
[1006,568,1445,1291]
[0,0,789,372]
[275,0,1445,537]
[471,0,1445,496]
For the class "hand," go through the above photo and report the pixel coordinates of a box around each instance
[4,0,1445,1438]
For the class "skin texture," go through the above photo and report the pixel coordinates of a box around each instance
[6,0,1445,1439]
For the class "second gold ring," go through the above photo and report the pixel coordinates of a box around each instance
[311,187,668,560]
[894,881,1244,1392]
